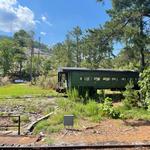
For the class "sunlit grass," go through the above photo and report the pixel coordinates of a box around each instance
[0,83,57,98]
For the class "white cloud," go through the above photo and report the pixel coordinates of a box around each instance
[40,31,46,36]
[41,15,52,27]
[0,0,36,32]
[41,16,46,22]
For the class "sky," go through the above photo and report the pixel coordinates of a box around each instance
[0,0,122,54]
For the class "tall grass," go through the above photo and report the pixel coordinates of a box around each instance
[36,75,57,90]
[0,76,10,86]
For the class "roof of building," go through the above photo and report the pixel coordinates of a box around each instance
[58,67,139,74]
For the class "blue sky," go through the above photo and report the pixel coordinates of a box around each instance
[0,0,110,43]
[0,0,122,54]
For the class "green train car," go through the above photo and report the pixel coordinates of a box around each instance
[56,67,139,96]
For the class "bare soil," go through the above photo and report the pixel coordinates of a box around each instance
[0,119,150,146]
[49,119,150,145]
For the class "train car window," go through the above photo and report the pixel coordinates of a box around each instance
[122,78,126,80]
[94,77,100,81]
[112,78,117,81]
[103,77,110,81]
[80,77,83,81]
[84,77,90,81]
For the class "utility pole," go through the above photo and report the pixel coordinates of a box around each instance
[37,37,41,76]
[30,39,34,83]
[30,32,34,84]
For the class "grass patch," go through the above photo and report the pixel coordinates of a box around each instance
[116,106,150,120]
[33,98,102,134]
[33,114,64,134]
[0,83,57,98]
[44,136,54,145]
[34,96,150,135]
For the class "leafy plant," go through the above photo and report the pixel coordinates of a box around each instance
[102,97,121,119]
[123,81,140,109]
[139,67,150,110]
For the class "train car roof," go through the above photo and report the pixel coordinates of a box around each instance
[58,67,139,74]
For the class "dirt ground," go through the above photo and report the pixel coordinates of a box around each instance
[0,135,37,145]
[49,119,150,145]
[0,119,150,146]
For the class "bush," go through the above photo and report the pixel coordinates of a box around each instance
[139,67,150,110]
[102,97,121,119]
[123,81,140,109]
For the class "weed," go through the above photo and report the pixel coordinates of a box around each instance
[21,115,30,123]
[67,88,80,102]
[85,100,99,117]
[44,137,54,145]
[116,105,150,120]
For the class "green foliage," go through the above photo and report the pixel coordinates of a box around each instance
[123,81,140,109]
[44,137,54,145]
[21,115,30,123]
[0,84,57,98]
[34,112,64,134]
[97,0,150,69]
[101,97,121,119]
[0,38,16,75]
[84,100,99,117]
[13,30,32,47]
[116,105,150,120]
[139,67,150,110]
[67,88,80,102]
[11,117,19,124]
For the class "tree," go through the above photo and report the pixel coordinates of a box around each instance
[51,43,69,68]
[0,39,15,76]
[82,27,113,68]
[42,58,52,76]
[65,34,74,67]
[69,26,83,67]
[13,30,33,79]
[97,0,150,71]
[13,46,27,78]
[13,30,31,47]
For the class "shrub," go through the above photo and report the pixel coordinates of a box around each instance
[102,97,121,119]
[139,67,150,110]
[123,81,140,109]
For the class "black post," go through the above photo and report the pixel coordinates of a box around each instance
[18,116,20,135]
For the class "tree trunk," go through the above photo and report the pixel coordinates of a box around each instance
[139,16,145,71]
[19,62,22,79]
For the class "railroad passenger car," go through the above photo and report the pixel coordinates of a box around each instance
[56,67,139,96]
